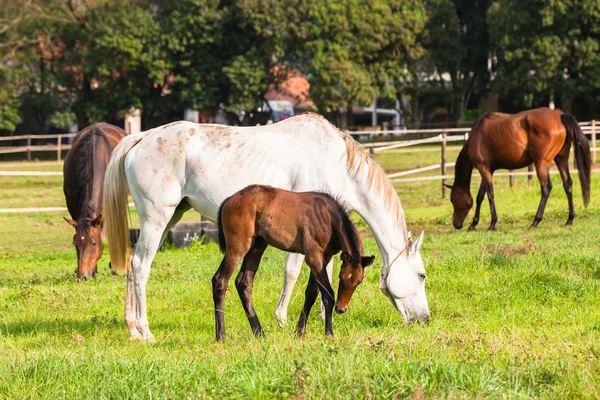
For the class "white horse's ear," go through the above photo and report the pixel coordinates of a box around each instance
[411,231,424,253]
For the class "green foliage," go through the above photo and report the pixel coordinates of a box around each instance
[293,0,427,113]
[488,0,600,108]
[422,0,490,120]
[0,66,22,132]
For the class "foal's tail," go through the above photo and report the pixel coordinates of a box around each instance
[216,196,231,254]
[561,113,591,208]
[103,131,146,274]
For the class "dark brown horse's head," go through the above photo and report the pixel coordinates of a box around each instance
[445,183,473,229]
[64,215,103,279]
[335,252,375,314]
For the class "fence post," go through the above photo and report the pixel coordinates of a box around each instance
[441,130,447,198]
[528,164,533,183]
[509,170,515,187]
[592,120,597,166]
[369,146,375,157]
[57,134,62,161]
[27,135,31,162]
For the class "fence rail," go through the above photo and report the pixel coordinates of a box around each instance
[1,120,598,199]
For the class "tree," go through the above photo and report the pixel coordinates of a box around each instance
[422,0,490,122]
[488,0,600,112]
[290,0,427,124]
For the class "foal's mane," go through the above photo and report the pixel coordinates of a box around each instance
[316,193,362,263]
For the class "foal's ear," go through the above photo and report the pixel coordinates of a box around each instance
[340,252,351,263]
[443,183,454,189]
[361,255,375,267]
[64,217,78,228]
[91,214,103,228]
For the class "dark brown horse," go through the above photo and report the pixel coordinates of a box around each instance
[447,108,591,231]
[215,185,375,341]
[63,123,127,279]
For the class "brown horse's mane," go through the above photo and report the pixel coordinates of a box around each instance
[68,125,102,219]
[453,113,492,189]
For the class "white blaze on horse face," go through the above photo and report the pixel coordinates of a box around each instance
[385,231,429,323]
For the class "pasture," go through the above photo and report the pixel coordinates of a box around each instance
[1,150,599,399]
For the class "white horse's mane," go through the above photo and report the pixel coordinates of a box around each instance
[304,113,403,223]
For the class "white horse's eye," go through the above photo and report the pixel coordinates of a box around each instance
[418,273,426,281]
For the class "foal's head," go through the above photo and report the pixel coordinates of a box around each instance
[447,184,473,229]
[335,252,375,314]
[64,215,103,279]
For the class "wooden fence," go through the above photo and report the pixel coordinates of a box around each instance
[1,120,598,202]
[0,133,77,161]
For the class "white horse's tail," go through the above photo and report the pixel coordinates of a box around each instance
[103,131,146,274]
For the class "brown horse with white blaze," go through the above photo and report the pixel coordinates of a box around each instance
[63,123,127,279]
[447,108,591,231]
[215,185,375,341]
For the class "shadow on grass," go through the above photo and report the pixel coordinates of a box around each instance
[2,317,121,337]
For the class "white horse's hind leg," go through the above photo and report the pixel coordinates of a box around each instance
[131,206,176,343]
[320,258,334,321]
[275,253,304,326]
[124,258,142,340]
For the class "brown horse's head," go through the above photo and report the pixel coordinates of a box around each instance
[446,183,473,229]
[64,215,103,279]
[335,252,375,314]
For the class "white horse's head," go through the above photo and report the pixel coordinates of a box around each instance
[382,231,430,323]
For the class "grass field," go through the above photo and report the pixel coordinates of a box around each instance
[1,149,599,399]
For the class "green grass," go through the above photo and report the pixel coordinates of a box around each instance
[1,151,600,399]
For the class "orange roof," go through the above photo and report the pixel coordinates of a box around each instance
[265,69,313,106]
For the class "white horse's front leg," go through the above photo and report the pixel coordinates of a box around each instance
[275,252,305,326]
[124,257,143,340]
[320,258,334,321]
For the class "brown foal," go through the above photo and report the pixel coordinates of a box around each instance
[447,108,591,231]
[215,185,375,341]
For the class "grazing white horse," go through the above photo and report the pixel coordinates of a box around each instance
[104,113,430,342]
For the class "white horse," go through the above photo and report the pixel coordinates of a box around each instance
[103,113,430,342]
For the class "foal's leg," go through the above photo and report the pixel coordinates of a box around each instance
[213,243,249,342]
[275,253,305,326]
[554,151,575,226]
[467,184,486,231]
[530,162,553,229]
[296,272,320,337]
[235,238,268,338]
[303,255,335,337]
[319,258,334,321]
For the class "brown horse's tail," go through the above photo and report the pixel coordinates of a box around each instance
[561,113,591,208]
[103,131,146,274]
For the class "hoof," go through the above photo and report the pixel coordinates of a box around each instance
[467,225,477,232]
[488,226,497,232]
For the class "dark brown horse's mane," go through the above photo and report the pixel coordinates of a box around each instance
[68,125,100,218]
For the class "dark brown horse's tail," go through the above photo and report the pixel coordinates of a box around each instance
[217,196,231,254]
[561,113,591,208]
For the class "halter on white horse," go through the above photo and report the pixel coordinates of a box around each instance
[103,113,430,342]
